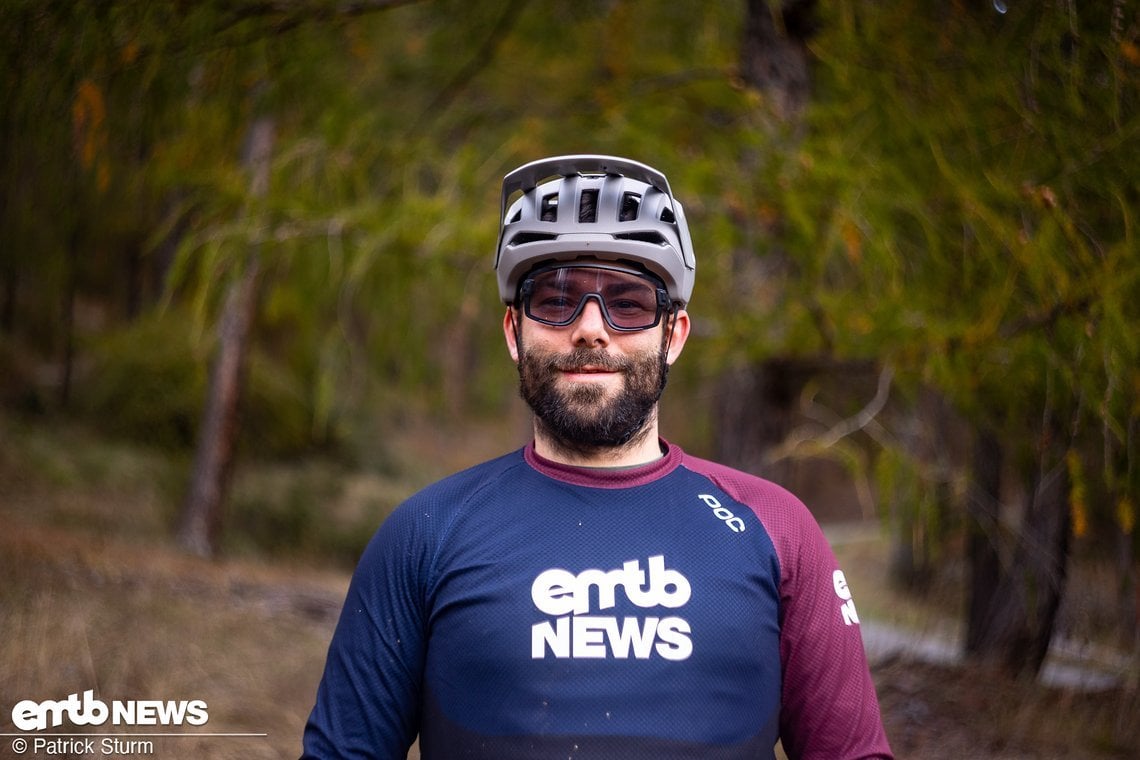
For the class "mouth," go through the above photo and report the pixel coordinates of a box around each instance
[559,364,620,380]
[546,349,627,382]
[562,364,612,373]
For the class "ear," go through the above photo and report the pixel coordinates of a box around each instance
[664,309,691,366]
[503,306,521,363]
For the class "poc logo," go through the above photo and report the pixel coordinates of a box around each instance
[698,494,746,533]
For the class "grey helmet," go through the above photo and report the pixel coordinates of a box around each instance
[494,154,696,307]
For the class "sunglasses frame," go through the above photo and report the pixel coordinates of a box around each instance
[518,264,672,333]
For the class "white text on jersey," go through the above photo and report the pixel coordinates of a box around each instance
[531,556,693,660]
[698,493,747,533]
[833,569,860,626]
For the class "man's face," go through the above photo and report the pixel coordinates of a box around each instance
[516,337,667,453]
[504,263,689,456]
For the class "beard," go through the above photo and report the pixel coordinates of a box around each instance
[517,341,668,457]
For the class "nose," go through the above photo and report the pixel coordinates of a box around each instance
[569,296,611,347]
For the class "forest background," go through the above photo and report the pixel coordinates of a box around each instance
[1,1,1138,758]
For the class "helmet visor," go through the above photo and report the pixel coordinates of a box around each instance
[519,265,670,332]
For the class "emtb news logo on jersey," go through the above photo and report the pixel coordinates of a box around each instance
[530,555,693,661]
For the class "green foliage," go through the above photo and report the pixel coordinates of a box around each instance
[224,460,401,568]
[242,348,326,458]
[79,310,325,457]
[79,311,207,450]
[3,0,1136,566]
[1,0,752,422]
[759,1,1140,536]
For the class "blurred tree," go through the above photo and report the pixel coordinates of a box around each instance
[754,0,1140,676]
[177,113,275,557]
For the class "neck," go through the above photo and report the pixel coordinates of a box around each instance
[532,410,663,468]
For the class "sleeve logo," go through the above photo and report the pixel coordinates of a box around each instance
[833,569,860,626]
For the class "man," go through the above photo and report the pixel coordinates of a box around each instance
[303,155,893,759]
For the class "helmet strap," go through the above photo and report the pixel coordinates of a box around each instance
[658,305,679,393]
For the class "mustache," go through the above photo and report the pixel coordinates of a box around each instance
[543,348,631,373]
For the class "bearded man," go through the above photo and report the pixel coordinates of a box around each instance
[303,155,893,760]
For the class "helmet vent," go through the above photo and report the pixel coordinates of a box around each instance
[507,232,557,246]
[578,189,598,223]
[614,231,668,246]
[540,193,559,222]
[619,192,641,222]
[659,207,676,224]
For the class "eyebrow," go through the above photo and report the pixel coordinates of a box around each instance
[600,281,652,296]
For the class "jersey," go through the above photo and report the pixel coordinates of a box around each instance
[302,441,893,759]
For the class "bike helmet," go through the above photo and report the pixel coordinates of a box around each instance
[494,154,696,307]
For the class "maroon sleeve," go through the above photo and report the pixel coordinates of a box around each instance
[685,456,893,759]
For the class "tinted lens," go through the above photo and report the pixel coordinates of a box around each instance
[524,267,665,331]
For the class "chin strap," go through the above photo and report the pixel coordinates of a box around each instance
[511,305,524,357]
[658,306,678,394]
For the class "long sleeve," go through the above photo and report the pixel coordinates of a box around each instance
[774,518,892,759]
[302,504,431,759]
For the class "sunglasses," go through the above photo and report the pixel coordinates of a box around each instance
[518,265,671,332]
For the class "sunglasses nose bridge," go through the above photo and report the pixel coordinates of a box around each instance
[575,293,611,329]
[560,291,610,329]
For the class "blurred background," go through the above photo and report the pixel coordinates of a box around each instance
[1,1,1137,757]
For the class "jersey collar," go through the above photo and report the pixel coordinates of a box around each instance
[523,439,683,489]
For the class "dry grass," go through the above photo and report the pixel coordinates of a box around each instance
[0,519,346,759]
[875,655,1139,759]
[0,414,350,758]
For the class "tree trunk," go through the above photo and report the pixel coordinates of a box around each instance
[1,267,15,334]
[125,237,143,320]
[888,510,922,591]
[739,0,817,120]
[888,386,957,591]
[58,224,80,407]
[1116,515,1137,655]
[713,359,810,484]
[965,427,1004,654]
[1117,416,1138,653]
[176,115,275,558]
[965,424,1071,678]
[717,0,821,483]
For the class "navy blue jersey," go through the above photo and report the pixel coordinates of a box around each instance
[303,442,892,759]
